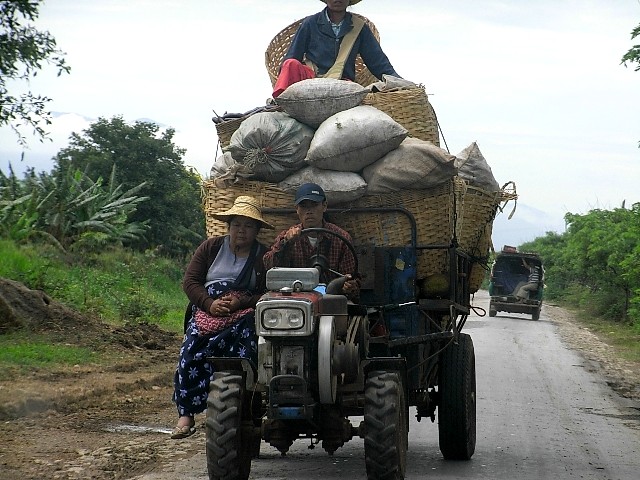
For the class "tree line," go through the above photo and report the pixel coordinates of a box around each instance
[1,116,205,257]
[518,203,640,327]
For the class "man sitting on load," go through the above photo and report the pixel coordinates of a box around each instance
[272,0,401,97]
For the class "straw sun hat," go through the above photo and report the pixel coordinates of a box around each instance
[212,196,274,229]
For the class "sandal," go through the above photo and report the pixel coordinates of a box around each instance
[170,424,196,439]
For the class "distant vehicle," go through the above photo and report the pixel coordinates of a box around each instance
[488,246,544,321]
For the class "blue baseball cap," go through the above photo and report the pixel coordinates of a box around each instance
[294,183,326,205]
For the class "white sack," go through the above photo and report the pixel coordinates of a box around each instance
[278,166,367,206]
[362,137,458,193]
[227,111,315,183]
[306,105,408,172]
[455,142,500,191]
[275,78,368,128]
[209,151,253,188]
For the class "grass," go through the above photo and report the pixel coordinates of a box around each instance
[0,239,186,334]
[576,315,640,363]
[552,295,640,364]
[0,333,99,371]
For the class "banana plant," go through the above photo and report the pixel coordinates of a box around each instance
[0,163,149,250]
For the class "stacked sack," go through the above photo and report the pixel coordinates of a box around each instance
[208,78,512,293]
[211,78,501,199]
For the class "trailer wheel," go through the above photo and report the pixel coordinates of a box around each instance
[532,305,541,321]
[364,370,407,480]
[206,372,253,480]
[488,301,497,317]
[438,333,476,460]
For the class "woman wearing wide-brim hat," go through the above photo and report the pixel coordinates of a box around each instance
[272,0,401,97]
[171,195,273,439]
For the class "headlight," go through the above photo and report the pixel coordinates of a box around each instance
[262,308,305,330]
[255,297,315,336]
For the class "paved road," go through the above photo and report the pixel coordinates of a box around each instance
[135,291,640,480]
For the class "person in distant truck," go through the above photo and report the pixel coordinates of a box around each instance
[171,196,273,439]
[263,182,360,300]
[513,258,541,302]
[272,0,400,97]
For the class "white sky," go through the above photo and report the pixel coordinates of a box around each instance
[1,0,639,247]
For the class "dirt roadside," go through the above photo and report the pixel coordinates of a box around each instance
[0,282,638,480]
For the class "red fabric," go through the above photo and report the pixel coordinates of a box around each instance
[272,59,316,98]
[193,291,253,335]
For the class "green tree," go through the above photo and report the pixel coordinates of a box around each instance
[54,116,205,256]
[563,207,637,320]
[621,23,640,71]
[519,231,567,298]
[0,0,70,144]
[621,21,640,147]
[522,205,640,324]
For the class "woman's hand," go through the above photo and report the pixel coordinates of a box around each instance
[208,294,243,316]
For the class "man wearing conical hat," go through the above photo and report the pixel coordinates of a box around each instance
[272,0,400,97]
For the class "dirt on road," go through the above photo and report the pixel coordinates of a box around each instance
[0,281,638,480]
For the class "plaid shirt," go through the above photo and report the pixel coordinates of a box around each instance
[263,221,357,284]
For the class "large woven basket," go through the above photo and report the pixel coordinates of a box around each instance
[468,223,493,293]
[458,186,502,253]
[203,180,296,245]
[362,85,440,146]
[265,14,381,88]
[461,185,518,292]
[330,177,467,279]
[202,178,516,288]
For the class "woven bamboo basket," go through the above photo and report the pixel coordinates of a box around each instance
[203,180,296,245]
[265,14,381,88]
[458,185,501,253]
[215,116,247,149]
[468,223,493,293]
[202,177,516,289]
[462,185,518,292]
[362,85,440,146]
[330,177,467,279]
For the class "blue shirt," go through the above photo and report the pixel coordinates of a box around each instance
[283,8,400,82]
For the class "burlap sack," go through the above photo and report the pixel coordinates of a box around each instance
[306,105,408,172]
[275,78,369,128]
[227,111,315,183]
[455,142,500,192]
[278,166,367,206]
[362,137,458,193]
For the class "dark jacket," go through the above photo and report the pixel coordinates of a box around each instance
[182,236,268,315]
[283,9,399,81]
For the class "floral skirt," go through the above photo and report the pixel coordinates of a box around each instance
[172,282,258,417]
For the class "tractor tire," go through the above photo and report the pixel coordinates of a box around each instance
[438,333,476,460]
[488,301,497,317]
[364,370,408,480]
[206,372,253,480]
